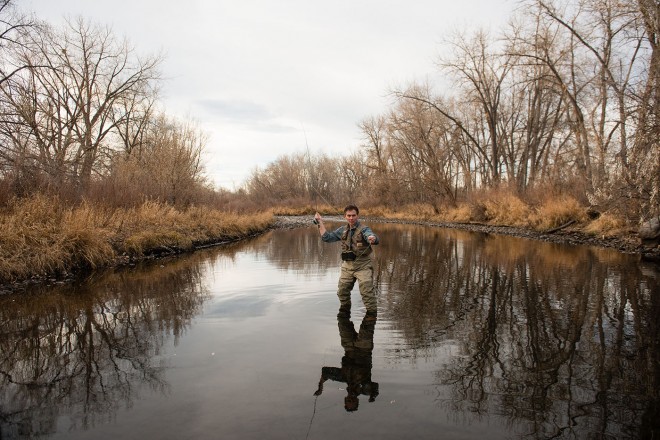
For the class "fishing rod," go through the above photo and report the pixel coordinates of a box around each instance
[302,125,377,262]
[302,124,333,225]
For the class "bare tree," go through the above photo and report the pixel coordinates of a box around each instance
[438,30,516,185]
[0,16,161,195]
[387,90,459,207]
[246,153,308,203]
[358,115,396,204]
[501,16,571,192]
[632,0,660,218]
[526,0,658,216]
[109,114,207,206]
[112,84,158,158]
[251,0,657,218]
[0,0,37,86]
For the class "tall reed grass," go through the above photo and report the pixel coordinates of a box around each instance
[0,195,274,284]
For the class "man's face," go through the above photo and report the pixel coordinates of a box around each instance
[344,210,358,227]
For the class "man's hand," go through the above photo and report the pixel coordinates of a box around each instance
[367,235,376,244]
[314,212,326,235]
[314,377,325,396]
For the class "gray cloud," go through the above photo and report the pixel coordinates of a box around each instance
[197,99,272,120]
[196,99,298,133]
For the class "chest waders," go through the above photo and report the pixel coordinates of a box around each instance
[337,224,377,315]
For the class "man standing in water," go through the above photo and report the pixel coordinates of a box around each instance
[314,205,379,318]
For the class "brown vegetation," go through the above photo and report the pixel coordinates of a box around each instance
[271,186,637,248]
[360,191,624,236]
[0,195,274,284]
[0,3,280,286]
[245,0,659,232]
[0,0,658,285]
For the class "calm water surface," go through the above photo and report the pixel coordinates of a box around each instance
[1,222,658,439]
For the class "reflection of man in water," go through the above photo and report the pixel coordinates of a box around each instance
[313,313,379,412]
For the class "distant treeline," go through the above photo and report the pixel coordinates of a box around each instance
[0,0,658,225]
[247,0,659,223]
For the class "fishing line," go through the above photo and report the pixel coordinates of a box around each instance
[305,394,319,440]
[302,124,381,297]
[301,124,333,210]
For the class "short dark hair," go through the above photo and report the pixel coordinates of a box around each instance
[344,204,359,214]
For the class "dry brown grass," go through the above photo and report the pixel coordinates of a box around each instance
[112,202,274,254]
[483,193,533,227]
[272,203,338,216]
[0,195,94,281]
[584,212,629,237]
[0,195,275,283]
[531,196,588,231]
[441,203,478,223]
[361,205,388,218]
[364,203,438,221]
[401,203,438,219]
[1,187,635,284]
[364,189,602,237]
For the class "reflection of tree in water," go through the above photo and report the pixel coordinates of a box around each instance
[246,226,341,275]
[0,259,210,439]
[374,223,659,439]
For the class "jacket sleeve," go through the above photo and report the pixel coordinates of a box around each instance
[362,225,379,245]
[321,225,344,242]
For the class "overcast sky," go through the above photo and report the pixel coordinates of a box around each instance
[25,0,514,190]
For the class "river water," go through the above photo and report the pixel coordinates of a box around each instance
[1,221,658,439]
